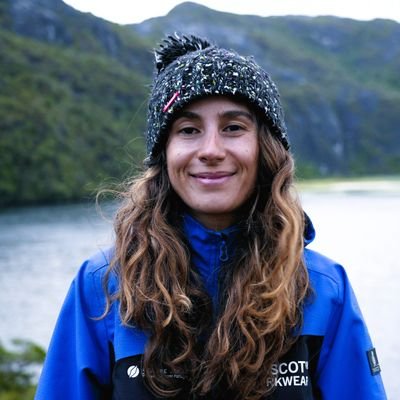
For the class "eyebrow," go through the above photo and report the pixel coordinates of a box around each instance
[174,110,255,122]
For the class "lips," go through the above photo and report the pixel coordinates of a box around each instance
[190,171,235,186]
[191,171,235,179]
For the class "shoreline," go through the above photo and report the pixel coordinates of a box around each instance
[297,176,400,195]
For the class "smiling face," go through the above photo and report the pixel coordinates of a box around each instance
[166,96,260,230]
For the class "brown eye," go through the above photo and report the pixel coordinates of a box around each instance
[223,124,247,134]
[179,127,199,135]
[225,124,242,132]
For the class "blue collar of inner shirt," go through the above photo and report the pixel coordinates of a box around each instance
[182,213,243,300]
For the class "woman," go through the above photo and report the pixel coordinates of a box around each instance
[35,35,386,399]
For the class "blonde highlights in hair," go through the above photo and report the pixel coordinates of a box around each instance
[105,125,309,399]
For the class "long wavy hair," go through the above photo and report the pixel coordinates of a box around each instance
[104,121,310,399]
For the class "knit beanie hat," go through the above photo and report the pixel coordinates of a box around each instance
[145,34,289,164]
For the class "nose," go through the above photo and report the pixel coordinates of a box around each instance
[197,129,226,163]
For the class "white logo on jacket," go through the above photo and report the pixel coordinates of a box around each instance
[127,365,140,378]
[267,361,309,387]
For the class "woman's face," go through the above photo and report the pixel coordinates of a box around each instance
[166,96,259,230]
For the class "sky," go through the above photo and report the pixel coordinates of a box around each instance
[63,0,400,25]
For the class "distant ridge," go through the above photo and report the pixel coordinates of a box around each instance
[0,0,399,205]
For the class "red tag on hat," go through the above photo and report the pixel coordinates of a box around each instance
[163,91,180,112]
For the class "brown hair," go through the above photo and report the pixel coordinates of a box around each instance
[105,124,309,399]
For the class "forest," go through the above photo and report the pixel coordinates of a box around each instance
[1,0,399,207]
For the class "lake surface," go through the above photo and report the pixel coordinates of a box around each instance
[0,186,399,398]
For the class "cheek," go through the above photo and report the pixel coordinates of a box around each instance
[244,141,260,172]
[166,150,183,175]
[166,149,188,193]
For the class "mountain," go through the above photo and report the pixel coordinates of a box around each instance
[131,2,400,176]
[0,0,152,205]
[1,0,399,206]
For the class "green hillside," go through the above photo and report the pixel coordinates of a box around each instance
[133,3,400,176]
[1,0,400,206]
[0,0,153,205]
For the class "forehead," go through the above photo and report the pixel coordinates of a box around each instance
[175,95,256,118]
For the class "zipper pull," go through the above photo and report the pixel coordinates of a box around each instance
[219,235,228,262]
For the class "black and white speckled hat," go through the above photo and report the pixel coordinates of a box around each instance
[145,34,289,164]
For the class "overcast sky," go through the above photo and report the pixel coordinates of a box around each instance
[63,0,400,25]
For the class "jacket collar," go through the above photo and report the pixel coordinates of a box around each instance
[180,212,316,298]
[304,212,316,247]
[182,213,242,299]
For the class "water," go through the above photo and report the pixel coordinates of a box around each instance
[300,189,400,400]
[0,190,399,399]
[0,202,115,350]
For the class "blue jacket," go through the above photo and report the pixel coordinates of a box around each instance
[35,214,386,399]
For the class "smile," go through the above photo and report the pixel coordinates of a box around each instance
[190,172,235,185]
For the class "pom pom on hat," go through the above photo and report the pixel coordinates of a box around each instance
[145,34,290,164]
[155,35,212,73]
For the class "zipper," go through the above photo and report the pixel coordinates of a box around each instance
[219,233,228,262]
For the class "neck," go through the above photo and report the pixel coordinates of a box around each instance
[189,211,237,231]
